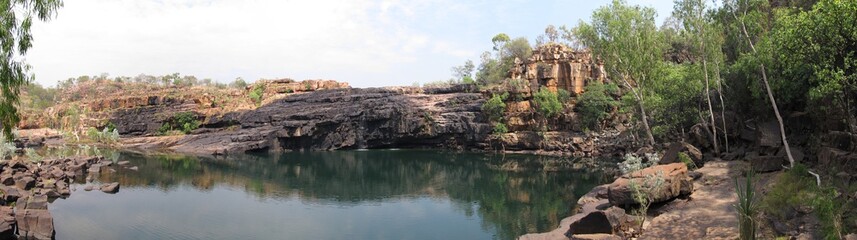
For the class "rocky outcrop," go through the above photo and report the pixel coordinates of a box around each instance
[122,86,492,154]
[607,163,693,206]
[509,43,607,95]
[519,184,632,240]
[0,156,137,239]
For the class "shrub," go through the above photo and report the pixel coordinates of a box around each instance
[762,164,845,239]
[618,153,659,174]
[557,89,571,103]
[0,137,15,160]
[492,123,508,135]
[159,112,201,135]
[249,84,266,106]
[533,87,562,118]
[482,93,508,122]
[578,82,620,130]
[678,152,697,170]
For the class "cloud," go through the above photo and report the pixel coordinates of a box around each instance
[27,0,466,87]
[27,0,674,87]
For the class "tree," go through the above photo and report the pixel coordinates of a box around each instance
[724,0,795,168]
[491,33,510,52]
[673,0,727,153]
[0,0,63,139]
[476,36,533,85]
[230,77,247,89]
[575,0,665,146]
[544,24,559,43]
[769,0,857,131]
[451,60,475,84]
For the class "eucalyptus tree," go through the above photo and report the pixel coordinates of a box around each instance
[673,0,728,153]
[1,0,63,140]
[574,0,665,146]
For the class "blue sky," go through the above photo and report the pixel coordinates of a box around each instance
[29,0,674,88]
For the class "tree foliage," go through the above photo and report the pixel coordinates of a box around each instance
[768,0,857,125]
[0,0,63,140]
[533,87,562,118]
[578,82,620,130]
[574,0,665,145]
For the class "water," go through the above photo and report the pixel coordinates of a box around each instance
[49,150,612,240]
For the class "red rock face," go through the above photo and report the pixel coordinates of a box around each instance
[509,43,607,95]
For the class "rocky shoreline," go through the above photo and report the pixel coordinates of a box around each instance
[0,156,134,239]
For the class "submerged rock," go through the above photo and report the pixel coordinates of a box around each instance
[101,182,120,194]
[607,163,693,206]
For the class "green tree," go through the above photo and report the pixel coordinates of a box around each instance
[451,60,475,84]
[724,0,796,168]
[769,0,857,131]
[476,36,533,85]
[0,0,63,140]
[673,0,728,153]
[578,82,620,130]
[533,87,562,119]
[575,0,665,146]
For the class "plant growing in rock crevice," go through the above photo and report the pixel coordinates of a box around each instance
[629,172,665,233]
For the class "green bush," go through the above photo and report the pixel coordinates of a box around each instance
[482,93,508,122]
[678,152,697,170]
[249,84,266,106]
[533,87,562,118]
[159,112,201,135]
[557,89,571,103]
[762,164,844,239]
[577,82,619,129]
[492,123,508,135]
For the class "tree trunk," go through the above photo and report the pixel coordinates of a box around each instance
[733,9,795,168]
[716,62,730,153]
[619,75,656,147]
[702,57,720,155]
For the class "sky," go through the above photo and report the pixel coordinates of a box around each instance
[28,0,675,88]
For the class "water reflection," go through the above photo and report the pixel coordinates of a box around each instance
[59,150,613,239]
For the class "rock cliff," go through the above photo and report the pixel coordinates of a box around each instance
[121,85,493,155]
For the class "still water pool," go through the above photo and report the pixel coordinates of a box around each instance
[49,150,611,240]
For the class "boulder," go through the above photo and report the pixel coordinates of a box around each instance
[750,156,784,173]
[818,147,849,166]
[101,182,120,194]
[16,195,48,210]
[0,186,21,202]
[660,142,703,167]
[0,174,13,186]
[83,185,94,191]
[607,163,693,206]
[15,176,36,190]
[56,181,71,196]
[0,207,13,239]
[756,121,782,147]
[566,207,630,235]
[15,209,54,240]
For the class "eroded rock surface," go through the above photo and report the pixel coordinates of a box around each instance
[607,163,693,206]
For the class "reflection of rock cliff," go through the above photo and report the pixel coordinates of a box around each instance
[509,43,607,95]
[95,150,611,240]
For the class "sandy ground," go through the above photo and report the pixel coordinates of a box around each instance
[639,161,748,239]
